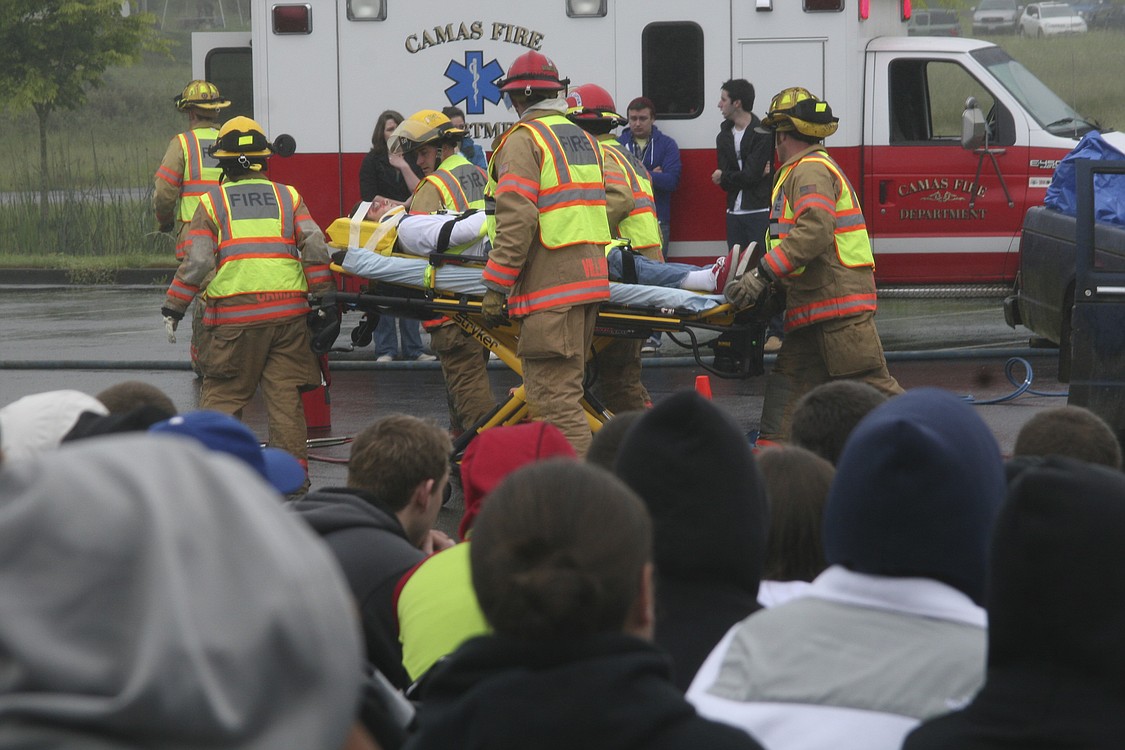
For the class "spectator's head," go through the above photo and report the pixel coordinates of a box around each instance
[459,422,576,541]
[471,460,654,641]
[63,405,176,443]
[824,388,1006,604]
[0,434,362,748]
[757,445,834,582]
[96,380,177,416]
[615,391,768,595]
[347,414,451,547]
[0,390,107,462]
[720,78,755,119]
[626,96,657,140]
[150,410,307,495]
[585,410,644,472]
[371,109,404,155]
[441,105,467,130]
[790,380,888,465]
[1013,405,1122,470]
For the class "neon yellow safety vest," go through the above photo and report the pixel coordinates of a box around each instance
[602,141,662,252]
[768,151,873,271]
[201,179,309,321]
[489,114,610,249]
[177,127,222,223]
[423,153,488,212]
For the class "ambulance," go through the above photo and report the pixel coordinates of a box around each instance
[193,0,1121,289]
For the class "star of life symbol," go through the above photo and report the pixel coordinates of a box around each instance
[445,51,504,115]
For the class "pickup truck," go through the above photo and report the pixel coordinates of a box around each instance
[1004,205,1125,380]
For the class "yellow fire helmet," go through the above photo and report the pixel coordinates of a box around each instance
[389,109,466,156]
[761,87,839,139]
[209,116,273,159]
[174,79,231,112]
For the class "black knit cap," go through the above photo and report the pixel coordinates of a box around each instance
[615,390,768,589]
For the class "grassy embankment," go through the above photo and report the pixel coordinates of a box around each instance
[0,29,1122,274]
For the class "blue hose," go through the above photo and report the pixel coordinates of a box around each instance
[963,357,1069,405]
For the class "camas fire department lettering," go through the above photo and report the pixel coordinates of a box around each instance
[405,21,543,53]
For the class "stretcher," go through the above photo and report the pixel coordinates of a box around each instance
[314,225,766,455]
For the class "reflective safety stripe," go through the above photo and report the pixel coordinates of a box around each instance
[167,277,200,303]
[785,292,879,329]
[201,178,310,315]
[176,128,222,223]
[482,259,521,289]
[507,277,610,316]
[424,153,488,212]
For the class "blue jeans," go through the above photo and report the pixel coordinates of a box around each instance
[374,315,425,358]
[607,247,694,288]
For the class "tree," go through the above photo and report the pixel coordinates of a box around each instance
[0,1,167,219]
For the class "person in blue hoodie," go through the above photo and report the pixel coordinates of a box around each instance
[441,106,488,170]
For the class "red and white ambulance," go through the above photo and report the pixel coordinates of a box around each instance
[194,0,1124,288]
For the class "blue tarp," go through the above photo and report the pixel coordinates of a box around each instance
[1043,131,1125,227]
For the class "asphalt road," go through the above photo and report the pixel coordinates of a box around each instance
[0,287,1067,494]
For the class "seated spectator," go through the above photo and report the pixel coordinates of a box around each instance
[0,389,107,462]
[788,379,888,464]
[584,409,643,471]
[1012,404,1122,470]
[63,404,175,443]
[290,414,453,690]
[755,445,833,607]
[615,390,769,691]
[688,388,1006,750]
[0,433,369,749]
[903,456,1125,749]
[395,422,576,685]
[407,460,765,750]
[150,410,307,495]
[95,379,178,416]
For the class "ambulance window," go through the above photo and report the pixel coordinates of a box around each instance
[205,47,254,120]
[641,22,704,119]
[888,59,1014,146]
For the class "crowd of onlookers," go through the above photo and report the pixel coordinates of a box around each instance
[1,378,1122,749]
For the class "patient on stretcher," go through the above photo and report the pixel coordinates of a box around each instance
[343,198,752,295]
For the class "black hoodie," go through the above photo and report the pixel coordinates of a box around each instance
[904,456,1125,749]
[405,633,764,750]
[291,487,424,689]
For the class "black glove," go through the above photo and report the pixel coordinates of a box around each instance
[331,249,348,266]
[160,307,184,322]
[160,307,183,344]
[481,289,508,328]
[308,304,341,356]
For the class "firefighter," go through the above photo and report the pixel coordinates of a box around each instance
[160,116,336,485]
[390,109,496,435]
[724,87,903,442]
[565,83,655,413]
[154,80,230,372]
[481,51,612,457]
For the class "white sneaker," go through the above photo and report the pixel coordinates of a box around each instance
[376,354,394,363]
[414,353,437,362]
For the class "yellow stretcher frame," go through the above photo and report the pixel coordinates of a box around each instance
[316,258,766,458]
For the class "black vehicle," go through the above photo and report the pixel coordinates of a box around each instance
[1089,2,1125,28]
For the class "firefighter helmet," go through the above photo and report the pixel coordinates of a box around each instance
[389,109,466,156]
[208,116,273,159]
[174,80,231,112]
[566,84,626,126]
[760,87,839,139]
[498,51,569,95]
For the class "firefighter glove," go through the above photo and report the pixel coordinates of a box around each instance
[481,289,508,328]
[725,267,767,308]
[161,307,183,344]
[331,249,348,267]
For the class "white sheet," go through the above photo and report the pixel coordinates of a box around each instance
[340,251,726,314]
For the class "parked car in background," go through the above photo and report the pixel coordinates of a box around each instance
[1071,0,1107,22]
[972,0,1021,33]
[908,8,963,35]
[1018,2,1089,34]
[1088,1,1125,27]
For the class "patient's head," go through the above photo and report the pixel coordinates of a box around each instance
[365,197,399,222]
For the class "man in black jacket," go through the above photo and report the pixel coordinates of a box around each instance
[713,78,782,351]
[290,414,452,689]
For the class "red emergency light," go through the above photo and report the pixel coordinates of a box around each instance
[901,0,912,20]
[273,4,312,35]
[859,0,870,20]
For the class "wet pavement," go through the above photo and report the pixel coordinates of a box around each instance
[0,285,1068,531]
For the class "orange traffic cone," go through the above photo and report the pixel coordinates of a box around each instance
[695,375,713,400]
